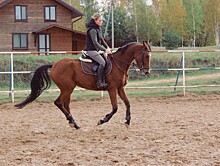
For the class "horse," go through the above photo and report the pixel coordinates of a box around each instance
[15,41,151,129]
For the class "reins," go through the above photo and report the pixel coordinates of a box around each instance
[109,42,151,76]
[109,54,130,77]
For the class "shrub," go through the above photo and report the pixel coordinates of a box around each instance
[163,29,181,50]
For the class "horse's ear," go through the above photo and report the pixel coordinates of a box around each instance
[143,41,152,51]
[143,41,148,48]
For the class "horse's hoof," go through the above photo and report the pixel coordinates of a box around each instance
[125,122,130,128]
[69,123,74,128]
[97,119,104,125]
[75,125,80,130]
[69,123,80,130]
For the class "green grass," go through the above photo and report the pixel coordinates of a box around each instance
[129,69,220,83]
[2,71,218,105]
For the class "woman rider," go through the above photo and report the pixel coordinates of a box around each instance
[85,13,112,88]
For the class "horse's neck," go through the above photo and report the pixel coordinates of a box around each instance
[112,43,142,64]
[113,50,134,64]
[111,49,135,74]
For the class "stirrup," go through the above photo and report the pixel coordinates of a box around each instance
[97,82,107,88]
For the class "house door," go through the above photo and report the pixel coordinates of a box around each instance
[39,34,50,55]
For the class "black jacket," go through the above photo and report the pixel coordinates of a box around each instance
[85,19,108,51]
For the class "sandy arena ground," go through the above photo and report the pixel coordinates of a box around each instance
[0,94,220,166]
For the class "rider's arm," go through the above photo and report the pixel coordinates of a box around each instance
[89,29,106,51]
[100,35,108,48]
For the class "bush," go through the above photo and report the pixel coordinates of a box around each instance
[163,29,181,50]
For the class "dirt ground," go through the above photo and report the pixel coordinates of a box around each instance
[0,94,220,166]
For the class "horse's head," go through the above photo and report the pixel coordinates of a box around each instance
[134,41,151,75]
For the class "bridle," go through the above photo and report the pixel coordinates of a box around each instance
[110,43,151,76]
[139,49,151,72]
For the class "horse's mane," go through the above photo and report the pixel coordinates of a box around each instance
[114,42,141,54]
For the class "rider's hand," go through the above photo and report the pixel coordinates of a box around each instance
[106,47,112,54]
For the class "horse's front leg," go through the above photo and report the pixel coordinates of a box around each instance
[98,89,118,125]
[118,87,131,127]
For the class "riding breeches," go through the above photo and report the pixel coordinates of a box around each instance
[86,51,106,67]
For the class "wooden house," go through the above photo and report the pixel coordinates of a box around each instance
[0,0,86,54]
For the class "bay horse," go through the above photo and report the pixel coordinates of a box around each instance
[15,41,151,129]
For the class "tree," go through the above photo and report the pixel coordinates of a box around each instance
[80,0,99,22]
[102,4,136,47]
[166,0,186,47]
[63,0,86,31]
[183,0,206,47]
[204,0,220,46]
[135,0,161,43]
[152,0,169,45]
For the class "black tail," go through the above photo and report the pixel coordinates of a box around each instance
[15,64,52,109]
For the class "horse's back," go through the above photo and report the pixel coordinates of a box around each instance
[50,58,81,81]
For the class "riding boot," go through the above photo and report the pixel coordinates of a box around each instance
[97,65,107,88]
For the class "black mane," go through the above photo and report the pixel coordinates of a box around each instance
[114,42,141,54]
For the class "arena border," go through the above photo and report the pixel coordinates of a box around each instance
[1,50,220,103]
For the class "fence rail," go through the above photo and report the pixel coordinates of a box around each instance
[1,50,220,103]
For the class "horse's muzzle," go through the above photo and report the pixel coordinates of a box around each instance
[141,69,150,75]
[145,70,150,74]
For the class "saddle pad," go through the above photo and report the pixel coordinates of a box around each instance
[81,58,112,76]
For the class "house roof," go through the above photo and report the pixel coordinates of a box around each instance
[32,24,86,35]
[54,0,83,18]
[0,0,83,18]
[0,0,11,8]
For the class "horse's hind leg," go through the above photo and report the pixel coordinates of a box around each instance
[54,90,80,130]
[118,87,131,127]
[98,89,118,125]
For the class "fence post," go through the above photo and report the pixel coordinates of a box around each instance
[101,91,104,98]
[10,52,14,103]
[182,51,186,96]
[174,55,183,91]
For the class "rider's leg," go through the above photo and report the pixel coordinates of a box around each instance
[97,64,107,88]
[86,51,107,88]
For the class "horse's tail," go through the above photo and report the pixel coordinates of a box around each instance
[15,64,52,109]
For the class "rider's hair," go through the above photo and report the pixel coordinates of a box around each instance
[92,13,102,21]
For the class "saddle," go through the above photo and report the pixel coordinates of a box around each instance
[79,51,112,76]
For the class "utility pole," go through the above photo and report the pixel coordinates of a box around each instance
[111,0,114,49]
[133,0,139,42]
[104,0,114,49]
[104,3,112,38]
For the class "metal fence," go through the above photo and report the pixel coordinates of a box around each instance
[1,50,220,103]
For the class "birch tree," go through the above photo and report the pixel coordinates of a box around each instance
[167,0,186,46]
[183,0,206,47]
[205,0,220,46]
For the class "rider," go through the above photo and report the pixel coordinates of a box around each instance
[85,13,112,88]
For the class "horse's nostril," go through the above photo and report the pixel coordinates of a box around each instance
[145,70,150,74]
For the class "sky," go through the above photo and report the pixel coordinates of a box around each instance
[146,0,153,5]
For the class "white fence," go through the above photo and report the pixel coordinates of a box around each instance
[1,50,220,103]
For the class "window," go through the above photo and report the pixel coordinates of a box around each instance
[44,6,56,21]
[12,33,28,49]
[15,5,27,21]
